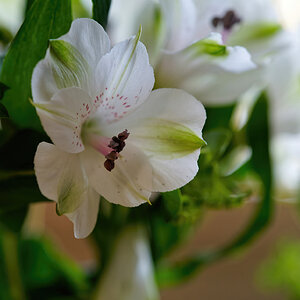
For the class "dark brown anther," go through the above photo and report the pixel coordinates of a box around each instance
[105,151,118,161]
[211,10,241,30]
[109,138,120,149]
[118,129,130,141]
[212,17,221,27]
[104,129,130,171]
[104,159,115,172]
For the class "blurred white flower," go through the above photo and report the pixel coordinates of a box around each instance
[0,0,24,34]
[32,19,206,238]
[272,133,300,199]
[95,226,160,300]
[108,0,291,105]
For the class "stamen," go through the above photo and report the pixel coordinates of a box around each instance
[211,10,241,31]
[104,129,130,171]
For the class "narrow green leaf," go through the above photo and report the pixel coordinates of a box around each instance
[156,92,273,286]
[0,0,72,130]
[92,0,111,29]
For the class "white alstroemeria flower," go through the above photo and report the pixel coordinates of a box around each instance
[95,226,160,300]
[32,18,206,239]
[108,0,291,105]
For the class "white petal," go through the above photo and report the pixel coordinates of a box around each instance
[34,87,97,153]
[82,146,152,207]
[92,33,154,124]
[34,142,88,215]
[109,88,206,192]
[66,187,100,239]
[216,45,256,73]
[160,0,197,52]
[32,59,59,103]
[150,150,200,191]
[34,142,70,201]
[59,18,110,70]
[155,36,258,105]
[95,226,160,300]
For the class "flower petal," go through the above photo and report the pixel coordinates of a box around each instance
[66,187,100,239]
[155,34,258,105]
[34,142,89,215]
[95,226,160,300]
[109,88,206,192]
[59,18,110,71]
[31,19,110,103]
[160,0,197,52]
[82,146,152,207]
[31,59,59,103]
[92,30,154,124]
[34,87,97,153]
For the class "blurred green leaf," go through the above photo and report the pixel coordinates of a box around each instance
[204,105,235,131]
[162,190,182,220]
[0,176,47,213]
[151,214,192,262]
[156,92,273,286]
[0,0,72,130]
[0,129,49,212]
[258,240,300,300]
[0,232,89,300]
[204,128,232,160]
[0,102,8,118]
[92,0,111,29]
[19,237,89,296]
[219,145,252,176]
[0,206,29,233]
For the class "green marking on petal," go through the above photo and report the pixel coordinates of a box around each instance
[134,119,206,159]
[187,39,228,58]
[229,22,282,45]
[56,157,87,215]
[49,39,90,89]
[114,25,142,93]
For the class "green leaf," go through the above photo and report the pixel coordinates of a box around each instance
[162,190,182,220]
[0,0,72,130]
[156,92,273,286]
[92,0,111,29]
[204,128,232,160]
[19,237,89,294]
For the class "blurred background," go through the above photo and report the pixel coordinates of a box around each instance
[0,0,300,299]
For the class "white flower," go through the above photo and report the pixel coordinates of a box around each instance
[108,0,291,105]
[32,19,206,238]
[95,226,160,300]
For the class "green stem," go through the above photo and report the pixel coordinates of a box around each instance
[2,231,26,300]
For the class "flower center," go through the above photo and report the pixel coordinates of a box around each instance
[104,129,130,172]
[212,10,241,31]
